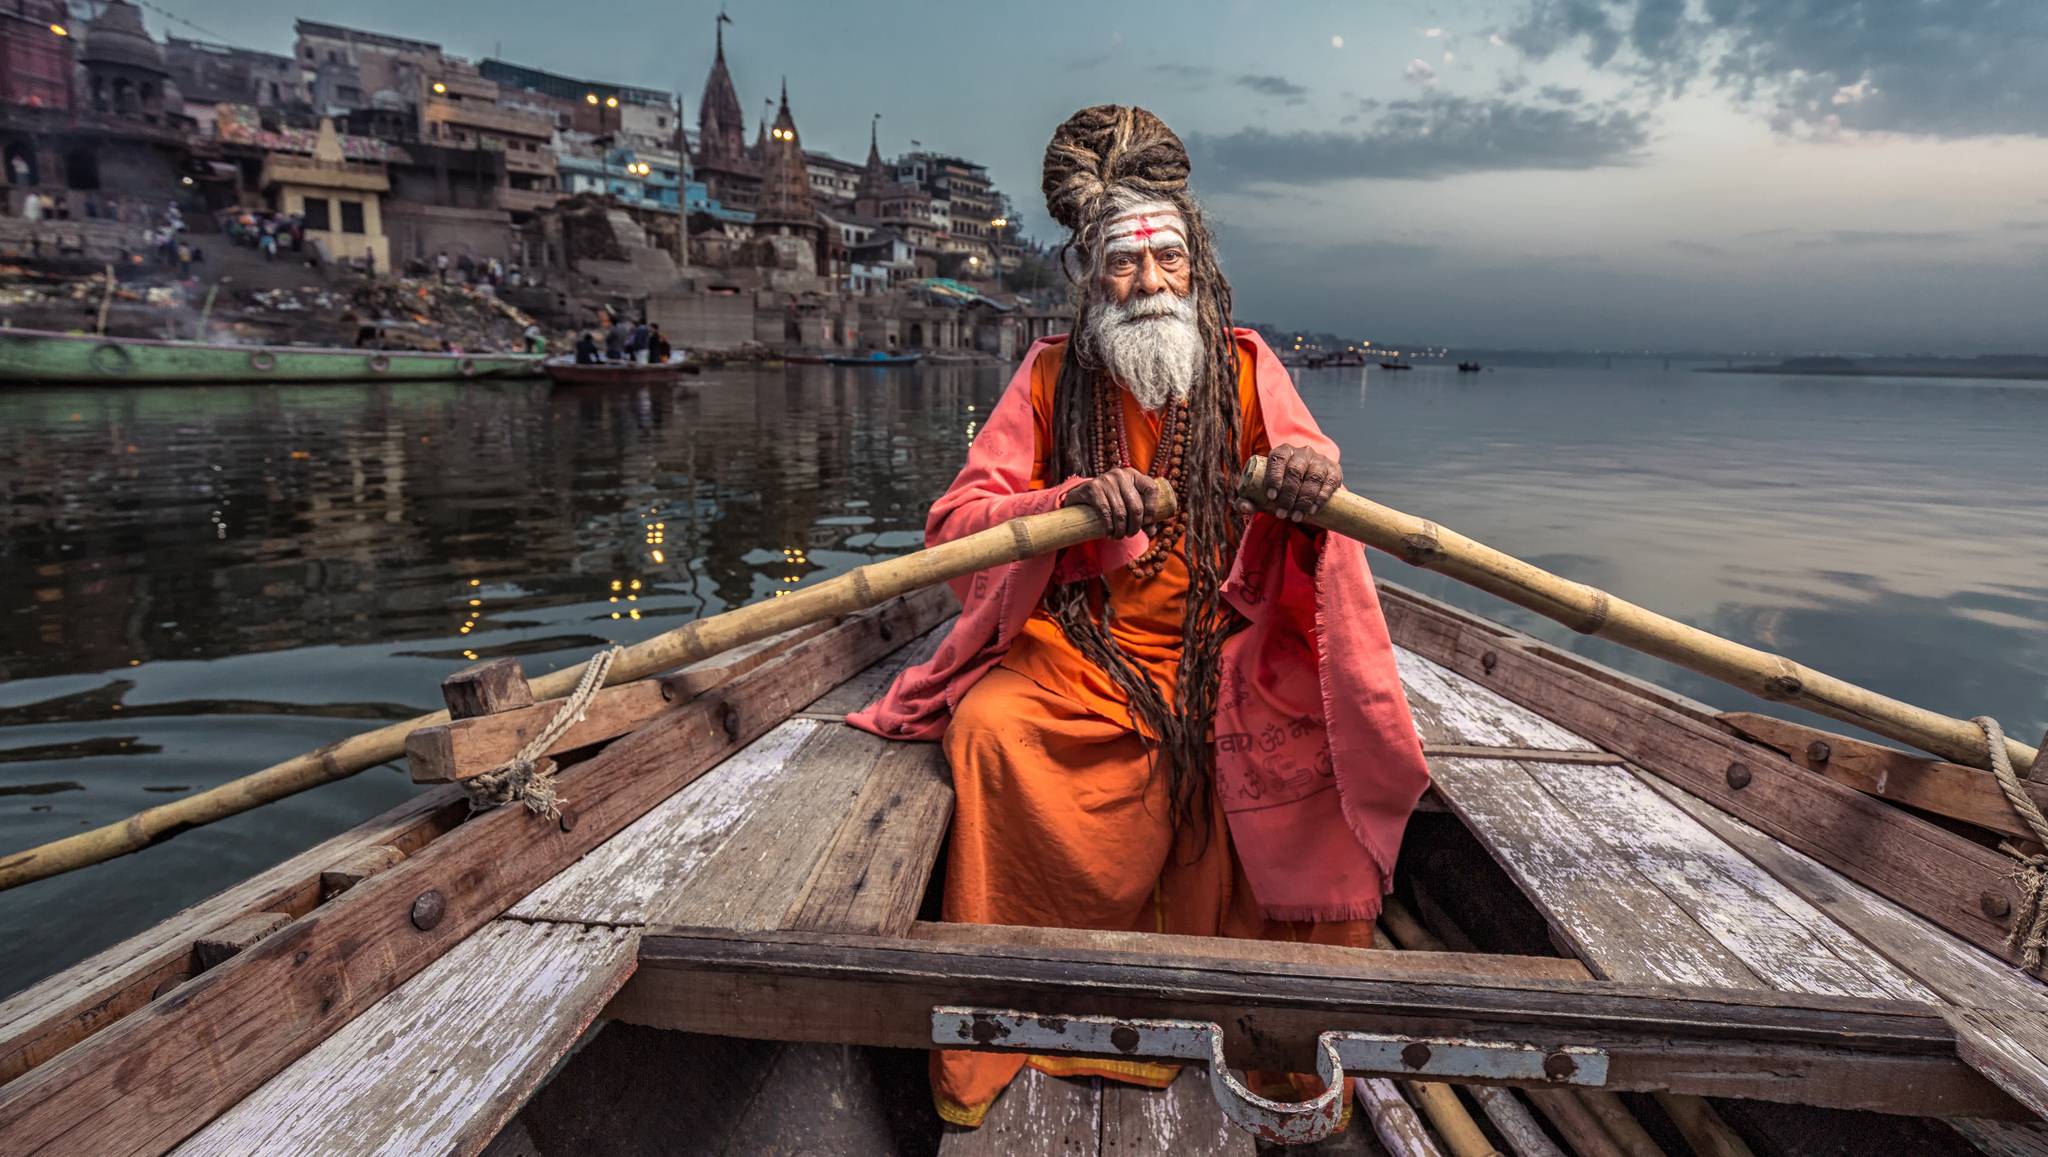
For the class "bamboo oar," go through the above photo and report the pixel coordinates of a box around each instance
[0,487,1172,893]
[1239,456,2038,773]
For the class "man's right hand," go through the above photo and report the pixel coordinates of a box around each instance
[1063,467,1161,539]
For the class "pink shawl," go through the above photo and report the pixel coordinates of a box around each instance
[849,329,1430,922]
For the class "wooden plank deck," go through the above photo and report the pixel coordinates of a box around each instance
[1396,632,2048,1148]
[172,620,959,1157]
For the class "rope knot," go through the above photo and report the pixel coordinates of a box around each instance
[462,647,620,821]
[1976,715,2048,972]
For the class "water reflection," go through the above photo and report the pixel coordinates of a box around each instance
[0,365,1000,991]
[1,360,2045,994]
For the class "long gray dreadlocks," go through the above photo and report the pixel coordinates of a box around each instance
[1039,104,1245,851]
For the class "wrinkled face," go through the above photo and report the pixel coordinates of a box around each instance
[1098,201,1193,304]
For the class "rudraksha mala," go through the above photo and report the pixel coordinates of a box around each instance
[1089,383,1190,579]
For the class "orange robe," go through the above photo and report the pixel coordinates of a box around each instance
[934,345,1377,1127]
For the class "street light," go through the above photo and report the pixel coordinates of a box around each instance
[989,216,1009,292]
[432,81,447,94]
[48,23,67,36]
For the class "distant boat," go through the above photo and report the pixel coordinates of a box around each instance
[824,351,923,367]
[1457,361,1483,373]
[1377,361,1413,371]
[0,328,543,385]
[544,357,699,386]
[1329,351,1367,367]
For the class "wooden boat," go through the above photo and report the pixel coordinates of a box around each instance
[1458,361,1483,373]
[542,357,700,386]
[0,327,543,384]
[1377,360,1413,371]
[825,351,924,367]
[6,478,2048,1156]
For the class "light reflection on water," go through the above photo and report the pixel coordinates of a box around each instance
[1,360,2044,992]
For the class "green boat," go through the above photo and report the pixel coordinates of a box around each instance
[0,328,544,385]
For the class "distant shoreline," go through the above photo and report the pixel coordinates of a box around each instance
[1703,360,2048,382]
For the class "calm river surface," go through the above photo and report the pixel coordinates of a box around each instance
[2,361,2045,993]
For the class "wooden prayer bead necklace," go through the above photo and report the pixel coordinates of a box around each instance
[1090,381,1190,579]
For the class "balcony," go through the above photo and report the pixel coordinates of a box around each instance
[261,157,389,193]
[500,185,563,214]
[503,149,557,176]
[423,97,552,142]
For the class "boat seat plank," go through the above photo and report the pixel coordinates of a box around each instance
[172,921,636,1157]
[1515,758,1935,1002]
[939,1068,1102,1157]
[803,620,951,718]
[507,718,824,926]
[1428,755,1766,988]
[1394,646,1599,752]
[783,740,953,936]
[1101,1067,1254,1156]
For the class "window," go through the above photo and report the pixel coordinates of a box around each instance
[340,200,366,234]
[302,197,331,231]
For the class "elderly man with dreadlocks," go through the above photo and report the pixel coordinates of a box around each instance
[852,105,1430,1128]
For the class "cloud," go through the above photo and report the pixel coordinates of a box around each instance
[1188,92,1651,189]
[1404,58,1438,84]
[1497,0,2048,138]
[1236,73,1310,103]
[1796,229,1971,248]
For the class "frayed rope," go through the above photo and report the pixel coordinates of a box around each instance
[464,647,620,820]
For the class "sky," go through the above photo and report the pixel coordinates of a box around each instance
[134,0,2048,353]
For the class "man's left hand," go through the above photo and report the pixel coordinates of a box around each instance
[1236,444,1341,523]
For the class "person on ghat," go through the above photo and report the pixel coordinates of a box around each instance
[851,105,1430,1128]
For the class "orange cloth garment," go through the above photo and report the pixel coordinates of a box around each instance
[933,344,1377,1128]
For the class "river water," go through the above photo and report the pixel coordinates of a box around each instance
[2,361,2044,994]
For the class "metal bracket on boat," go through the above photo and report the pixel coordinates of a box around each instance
[931,1006,1610,1147]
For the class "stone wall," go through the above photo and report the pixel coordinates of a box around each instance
[382,200,513,266]
[646,288,754,350]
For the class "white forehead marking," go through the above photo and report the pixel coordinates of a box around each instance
[1102,204,1188,256]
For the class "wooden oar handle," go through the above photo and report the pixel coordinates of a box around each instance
[1233,458,2038,774]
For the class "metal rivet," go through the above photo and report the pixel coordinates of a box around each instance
[720,703,741,742]
[557,806,579,833]
[1983,892,2013,921]
[410,889,446,931]
[1480,651,1498,674]
[879,619,896,642]
[1806,740,1832,764]
[660,682,675,702]
[1400,1042,1432,1070]
[1543,1051,1579,1081]
[1725,762,1752,790]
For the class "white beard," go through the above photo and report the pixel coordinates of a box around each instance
[1087,291,1202,412]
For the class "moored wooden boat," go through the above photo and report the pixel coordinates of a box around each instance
[0,328,543,385]
[541,357,701,386]
[5,480,2048,1155]
[824,351,924,366]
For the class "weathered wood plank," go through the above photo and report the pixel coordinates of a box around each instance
[1394,646,1599,752]
[1383,594,2023,965]
[784,741,953,936]
[909,923,1593,983]
[506,719,822,926]
[0,787,467,1089]
[0,590,953,1157]
[1426,757,1762,988]
[408,623,833,784]
[1722,711,2048,842]
[1638,774,2048,1015]
[1101,1066,1251,1156]
[803,620,951,717]
[442,658,535,718]
[173,921,636,1157]
[1951,1011,2048,1123]
[191,913,293,973]
[1514,759,1933,1002]
[618,927,2021,1118]
[318,844,404,900]
[939,1067,1101,1156]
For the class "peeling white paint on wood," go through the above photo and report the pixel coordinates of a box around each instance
[1394,647,1598,752]
[174,920,636,1157]
[1429,756,1760,988]
[1518,760,1933,1001]
[507,719,821,926]
[1101,1067,1253,1156]
[941,1065,1103,1156]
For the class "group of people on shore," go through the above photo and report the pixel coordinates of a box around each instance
[573,312,673,365]
[413,250,523,291]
